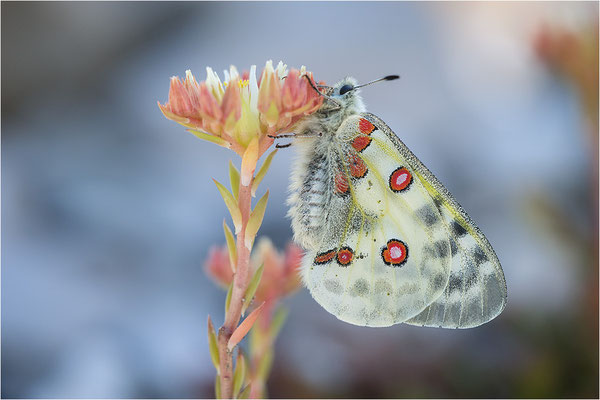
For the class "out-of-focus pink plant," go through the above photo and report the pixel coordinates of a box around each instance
[533,22,598,337]
[160,61,323,399]
[534,22,598,129]
[206,238,302,399]
[206,238,302,305]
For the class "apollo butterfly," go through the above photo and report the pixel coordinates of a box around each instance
[282,75,507,328]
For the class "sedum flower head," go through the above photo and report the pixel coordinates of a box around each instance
[159,61,323,155]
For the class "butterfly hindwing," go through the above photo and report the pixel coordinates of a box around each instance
[361,113,507,328]
[302,115,454,327]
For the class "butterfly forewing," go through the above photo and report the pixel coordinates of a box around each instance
[362,113,507,328]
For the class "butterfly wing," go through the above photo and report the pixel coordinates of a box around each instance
[364,112,507,328]
[300,113,506,328]
[301,114,453,327]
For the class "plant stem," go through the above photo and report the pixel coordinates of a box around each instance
[217,173,254,399]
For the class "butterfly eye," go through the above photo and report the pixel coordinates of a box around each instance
[339,84,354,95]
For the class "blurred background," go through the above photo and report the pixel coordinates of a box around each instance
[2,2,598,398]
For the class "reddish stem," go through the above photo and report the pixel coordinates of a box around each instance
[215,135,276,398]
[217,168,254,399]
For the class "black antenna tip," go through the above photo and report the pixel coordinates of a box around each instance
[384,75,400,81]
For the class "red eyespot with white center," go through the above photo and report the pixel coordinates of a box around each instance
[381,239,408,266]
[336,247,354,266]
[389,167,412,192]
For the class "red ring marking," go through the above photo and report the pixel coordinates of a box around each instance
[336,247,354,265]
[315,250,336,265]
[351,135,372,152]
[389,167,412,192]
[381,239,408,266]
[359,118,375,134]
[349,154,367,178]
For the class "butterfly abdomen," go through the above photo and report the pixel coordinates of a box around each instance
[288,143,334,249]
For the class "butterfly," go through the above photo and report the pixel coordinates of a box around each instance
[280,75,507,328]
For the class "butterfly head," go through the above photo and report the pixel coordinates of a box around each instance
[317,77,366,116]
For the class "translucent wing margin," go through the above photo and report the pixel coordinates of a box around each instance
[362,113,507,328]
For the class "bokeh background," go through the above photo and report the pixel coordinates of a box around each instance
[2,2,598,398]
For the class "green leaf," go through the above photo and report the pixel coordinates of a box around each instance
[251,149,278,197]
[187,129,231,149]
[225,282,233,314]
[232,351,247,397]
[229,161,240,201]
[257,348,274,382]
[207,315,220,373]
[242,263,264,316]
[223,220,237,273]
[269,306,289,340]
[244,190,269,250]
[213,179,242,233]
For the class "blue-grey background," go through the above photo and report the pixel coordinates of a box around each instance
[2,2,598,398]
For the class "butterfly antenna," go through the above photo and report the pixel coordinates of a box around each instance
[354,75,400,89]
[303,75,341,108]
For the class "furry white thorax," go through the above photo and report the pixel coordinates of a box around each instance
[286,77,366,249]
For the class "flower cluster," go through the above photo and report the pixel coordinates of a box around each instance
[158,61,323,155]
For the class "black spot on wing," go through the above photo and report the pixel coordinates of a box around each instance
[451,220,468,237]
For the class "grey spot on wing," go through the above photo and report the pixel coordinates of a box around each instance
[424,240,450,259]
[447,274,462,292]
[324,279,343,295]
[374,280,393,296]
[432,272,446,289]
[349,279,370,297]
[472,247,489,263]
[417,204,440,226]
[450,238,459,256]
[433,240,450,258]
[463,259,479,288]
